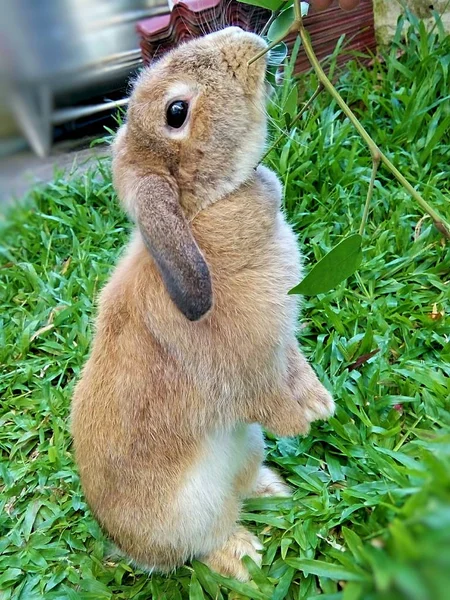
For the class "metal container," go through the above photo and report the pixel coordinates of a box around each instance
[0,0,168,156]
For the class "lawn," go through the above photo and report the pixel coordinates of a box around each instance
[1,11,449,600]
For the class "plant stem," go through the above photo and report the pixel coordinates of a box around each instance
[293,0,302,21]
[379,154,450,238]
[294,0,450,239]
[261,82,323,163]
[260,10,279,37]
[359,152,380,236]
[293,6,450,238]
[251,0,450,240]
[248,29,293,66]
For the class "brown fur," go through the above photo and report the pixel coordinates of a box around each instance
[71,27,334,579]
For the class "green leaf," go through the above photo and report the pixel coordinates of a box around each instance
[59,586,84,600]
[212,573,268,600]
[79,578,112,598]
[343,582,365,600]
[267,2,309,41]
[192,562,223,599]
[189,573,205,600]
[242,556,274,596]
[0,568,22,587]
[239,0,286,11]
[285,558,369,582]
[273,567,296,600]
[289,234,363,295]
[267,7,294,42]
[284,85,298,118]
[342,527,367,564]
[22,500,43,541]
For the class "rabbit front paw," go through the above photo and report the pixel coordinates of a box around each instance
[286,346,335,427]
[257,398,316,437]
[293,380,335,425]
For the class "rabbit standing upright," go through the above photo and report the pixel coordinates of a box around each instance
[71,27,334,581]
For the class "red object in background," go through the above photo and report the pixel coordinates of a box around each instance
[137,0,376,73]
[288,0,376,73]
[137,0,270,64]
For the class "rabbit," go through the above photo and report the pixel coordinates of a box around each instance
[71,26,334,582]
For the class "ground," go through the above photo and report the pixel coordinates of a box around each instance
[0,12,449,600]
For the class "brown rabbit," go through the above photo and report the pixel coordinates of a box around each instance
[71,27,334,581]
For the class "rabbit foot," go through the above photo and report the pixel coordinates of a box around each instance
[296,383,335,425]
[260,384,334,438]
[203,526,263,581]
[257,399,314,438]
[252,465,291,497]
[286,347,335,428]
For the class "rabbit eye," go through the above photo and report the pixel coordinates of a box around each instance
[166,101,189,129]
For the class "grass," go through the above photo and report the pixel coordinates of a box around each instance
[1,11,449,600]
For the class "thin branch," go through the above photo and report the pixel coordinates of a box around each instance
[248,0,450,240]
[248,33,288,66]
[293,6,450,239]
[293,0,302,21]
[260,10,279,38]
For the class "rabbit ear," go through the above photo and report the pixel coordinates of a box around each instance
[136,175,213,321]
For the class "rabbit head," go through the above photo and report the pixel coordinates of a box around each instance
[112,27,268,321]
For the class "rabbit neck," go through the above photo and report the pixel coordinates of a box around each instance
[180,169,258,221]
[176,139,262,220]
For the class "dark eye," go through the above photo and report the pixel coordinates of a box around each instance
[166,100,189,129]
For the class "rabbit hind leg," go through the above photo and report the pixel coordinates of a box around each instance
[202,525,263,581]
[233,424,291,499]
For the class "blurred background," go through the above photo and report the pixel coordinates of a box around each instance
[0,0,449,204]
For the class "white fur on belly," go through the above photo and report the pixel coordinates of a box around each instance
[162,423,262,556]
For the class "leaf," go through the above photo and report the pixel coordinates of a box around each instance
[348,348,380,371]
[272,567,295,600]
[242,556,274,596]
[30,323,54,342]
[284,85,298,118]
[239,0,286,11]
[343,582,365,600]
[289,234,363,296]
[285,558,369,582]
[212,573,268,600]
[189,573,206,600]
[192,561,223,600]
[342,527,367,564]
[79,578,112,598]
[22,500,43,541]
[267,8,294,42]
[58,586,84,600]
[267,2,309,41]
[0,568,22,587]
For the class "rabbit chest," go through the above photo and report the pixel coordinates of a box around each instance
[171,178,303,401]
[132,169,303,404]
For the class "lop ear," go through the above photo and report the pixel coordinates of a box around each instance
[136,175,213,321]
